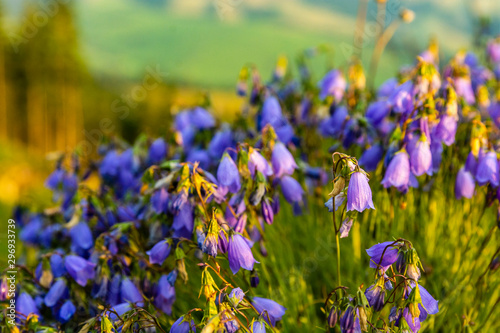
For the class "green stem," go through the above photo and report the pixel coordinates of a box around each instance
[336,232,341,287]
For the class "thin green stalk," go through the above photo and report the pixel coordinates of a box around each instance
[336,232,341,287]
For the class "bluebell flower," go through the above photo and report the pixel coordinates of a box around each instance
[280,176,304,204]
[19,215,42,245]
[170,315,196,333]
[120,278,143,306]
[44,279,67,307]
[381,151,410,189]
[339,307,361,333]
[109,302,133,321]
[218,230,229,254]
[186,149,211,170]
[435,114,457,146]
[147,239,171,265]
[252,320,266,333]
[155,275,176,315]
[388,80,414,114]
[248,149,273,177]
[148,138,167,165]
[108,274,121,306]
[18,292,41,319]
[378,77,398,98]
[410,138,432,176]
[99,150,121,181]
[58,300,76,323]
[271,142,297,178]
[318,69,346,102]
[347,172,375,212]
[252,297,286,326]
[319,106,348,138]
[487,39,500,63]
[172,203,194,238]
[260,96,283,130]
[208,129,233,159]
[455,167,475,199]
[366,241,401,270]
[228,287,245,307]
[465,151,478,174]
[64,255,96,287]
[454,77,475,104]
[358,144,384,172]
[366,101,390,127]
[70,222,94,251]
[151,188,169,215]
[228,234,258,274]
[476,151,499,187]
[217,154,241,193]
[325,193,345,212]
[189,107,215,129]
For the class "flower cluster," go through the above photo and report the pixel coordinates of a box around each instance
[326,239,439,333]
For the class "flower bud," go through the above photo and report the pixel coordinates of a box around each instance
[327,306,339,327]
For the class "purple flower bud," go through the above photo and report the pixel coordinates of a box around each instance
[410,139,432,176]
[208,129,233,160]
[280,176,304,204]
[455,167,476,199]
[64,255,96,287]
[327,306,339,327]
[272,142,297,178]
[217,154,241,194]
[476,152,499,187]
[252,297,287,326]
[44,279,67,307]
[318,69,346,102]
[340,307,361,333]
[261,199,274,225]
[147,240,171,265]
[59,300,76,323]
[250,271,260,288]
[339,218,354,238]
[347,172,375,212]
[365,285,385,312]
[228,234,258,274]
[381,151,410,189]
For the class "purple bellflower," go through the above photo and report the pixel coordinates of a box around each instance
[346,172,375,212]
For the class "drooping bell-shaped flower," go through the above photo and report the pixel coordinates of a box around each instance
[365,283,386,312]
[454,76,476,104]
[252,320,266,333]
[366,241,401,270]
[252,297,287,326]
[248,149,273,177]
[228,234,258,274]
[476,151,499,187]
[17,292,41,318]
[410,138,432,176]
[366,100,390,127]
[120,278,144,306]
[147,239,171,265]
[455,167,475,199]
[261,198,274,225]
[70,222,94,251]
[358,144,384,172]
[58,300,76,323]
[388,80,414,114]
[64,255,96,287]
[170,315,196,333]
[50,254,66,278]
[217,154,241,193]
[260,96,283,129]
[189,107,215,129]
[381,151,410,189]
[208,129,233,160]
[318,69,346,102]
[319,106,348,138]
[487,39,500,63]
[280,176,304,204]
[434,114,457,146]
[324,193,345,212]
[271,142,297,178]
[347,172,375,212]
[148,138,167,165]
[44,279,67,307]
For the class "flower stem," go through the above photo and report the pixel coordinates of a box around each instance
[336,232,341,287]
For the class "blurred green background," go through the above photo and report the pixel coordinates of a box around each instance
[0,0,499,266]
